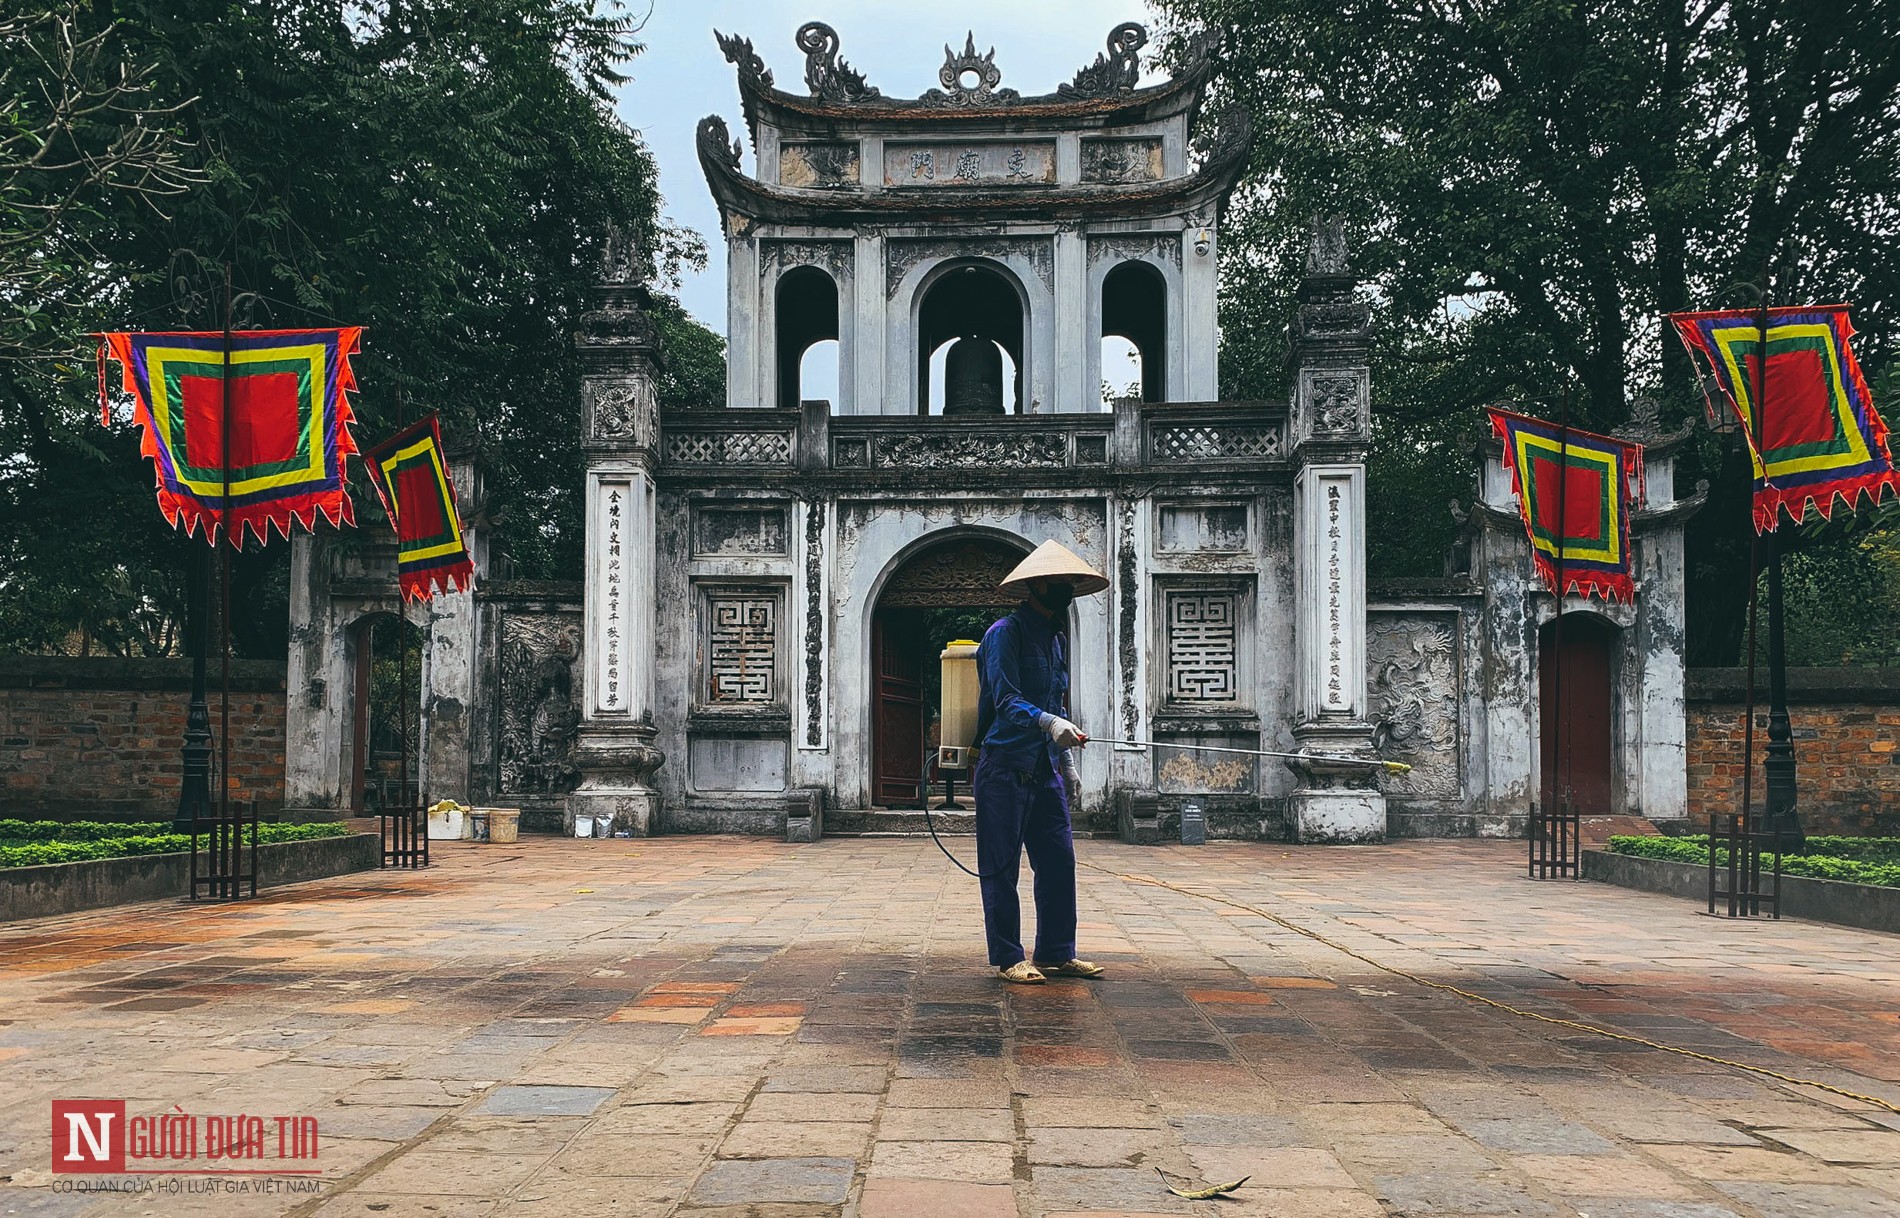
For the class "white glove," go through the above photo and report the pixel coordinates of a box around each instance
[1038,712,1085,750]
[1059,748,1084,818]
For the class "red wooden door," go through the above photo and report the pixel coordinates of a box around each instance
[1539,615,1614,816]
[872,612,926,806]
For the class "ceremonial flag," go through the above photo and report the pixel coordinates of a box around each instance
[363,414,474,602]
[1488,408,1645,603]
[100,328,362,547]
[1670,305,1898,533]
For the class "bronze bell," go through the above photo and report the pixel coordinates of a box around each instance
[942,335,1004,415]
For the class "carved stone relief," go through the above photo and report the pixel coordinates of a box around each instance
[872,432,1066,469]
[796,22,879,103]
[1118,498,1139,738]
[762,239,853,277]
[1059,23,1147,98]
[1081,138,1163,184]
[920,33,1020,107]
[1087,232,1182,269]
[883,142,1055,188]
[1307,373,1365,436]
[1368,613,1462,799]
[498,612,582,795]
[779,144,860,189]
[804,501,825,745]
[876,540,1021,609]
[886,236,1055,297]
[587,379,651,442]
[692,506,787,557]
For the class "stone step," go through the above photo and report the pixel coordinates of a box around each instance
[828,808,978,836]
[1579,814,1660,848]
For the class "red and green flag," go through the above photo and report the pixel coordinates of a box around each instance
[1670,305,1898,533]
[363,414,474,602]
[100,328,362,546]
[1488,408,1645,604]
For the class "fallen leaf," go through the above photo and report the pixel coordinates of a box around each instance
[1156,1166,1249,1199]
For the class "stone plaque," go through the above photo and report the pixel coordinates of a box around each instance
[689,737,788,792]
[883,141,1055,187]
[693,506,788,557]
[780,142,860,188]
[1081,137,1163,184]
[1157,503,1249,553]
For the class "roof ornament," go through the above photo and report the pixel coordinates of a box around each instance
[922,32,1019,108]
[697,115,742,173]
[714,30,773,89]
[598,221,643,285]
[1059,22,1147,98]
[797,22,880,103]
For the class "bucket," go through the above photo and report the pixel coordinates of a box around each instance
[573,816,596,839]
[487,808,520,844]
[467,811,490,842]
[425,805,465,840]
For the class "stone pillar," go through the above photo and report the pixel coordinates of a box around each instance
[568,239,666,834]
[417,449,488,805]
[1286,218,1385,842]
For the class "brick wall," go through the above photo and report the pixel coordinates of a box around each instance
[0,657,286,818]
[1687,668,1900,836]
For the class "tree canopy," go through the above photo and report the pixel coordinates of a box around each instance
[0,0,722,657]
[1158,0,1900,663]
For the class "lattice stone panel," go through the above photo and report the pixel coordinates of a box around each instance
[1152,424,1282,462]
[667,430,794,466]
[707,595,777,703]
[1166,591,1239,703]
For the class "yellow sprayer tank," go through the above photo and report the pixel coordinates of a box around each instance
[938,640,981,770]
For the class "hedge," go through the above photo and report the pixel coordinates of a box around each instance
[1607,834,1900,889]
[0,822,349,869]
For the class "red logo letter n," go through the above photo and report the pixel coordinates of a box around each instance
[52,1101,125,1173]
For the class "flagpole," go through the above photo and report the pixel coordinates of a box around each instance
[1759,278,1802,850]
[219,262,236,898]
[1554,383,1572,872]
[1737,285,1767,903]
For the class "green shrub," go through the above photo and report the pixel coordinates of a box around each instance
[1607,834,1900,888]
[0,822,350,869]
[0,820,171,843]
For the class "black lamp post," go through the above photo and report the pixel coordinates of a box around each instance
[173,542,214,832]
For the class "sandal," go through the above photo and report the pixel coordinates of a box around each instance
[1034,958,1106,979]
[998,961,1046,984]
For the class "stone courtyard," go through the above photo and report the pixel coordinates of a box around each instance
[3,838,1898,1218]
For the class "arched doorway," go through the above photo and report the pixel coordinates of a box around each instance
[916,262,1026,415]
[870,536,1027,806]
[1538,614,1615,816]
[347,614,424,814]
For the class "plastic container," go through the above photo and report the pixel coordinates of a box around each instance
[573,816,596,839]
[487,808,520,844]
[467,811,490,842]
[425,804,465,840]
[938,639,981,770]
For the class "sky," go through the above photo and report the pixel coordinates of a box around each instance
[612,0,1158,335]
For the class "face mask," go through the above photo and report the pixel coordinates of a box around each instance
[1038,582,1075,614]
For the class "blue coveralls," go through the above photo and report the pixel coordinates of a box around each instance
[972,607,1077,968]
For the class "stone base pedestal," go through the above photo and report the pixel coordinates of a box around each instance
[1287,721,1387,844]
[1292,788,1386,843]
[566,727,664,838]
[784,787,825,843]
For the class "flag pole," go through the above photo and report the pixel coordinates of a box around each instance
[1736,281,1767,905]
[219,262,236,897]
[1759,277,1802,850]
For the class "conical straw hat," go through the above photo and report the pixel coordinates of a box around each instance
[998,540,1109,598]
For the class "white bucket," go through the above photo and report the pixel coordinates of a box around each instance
[426,807,465,840]
[573,816,596,838]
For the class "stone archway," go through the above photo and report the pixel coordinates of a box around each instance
[869,536,1027,806]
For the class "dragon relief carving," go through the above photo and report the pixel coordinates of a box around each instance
[804,500,826,746]
[590,381,641,440]
[697,115,742,173]
[1368,615,1461,799]
[499,613,583,795]
[1310,375,1362,434]
[797,22,879,103]
[1118,497,1139,739]
[1060,23,1147,98]
[875,432,1066,469]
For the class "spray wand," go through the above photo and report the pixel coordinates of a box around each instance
[1080,736,1412,774]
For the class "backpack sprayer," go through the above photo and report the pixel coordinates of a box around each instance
[925,641,1410,877]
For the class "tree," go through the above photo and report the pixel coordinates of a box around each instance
[0,0,715,655]
[1156,0,1900,661]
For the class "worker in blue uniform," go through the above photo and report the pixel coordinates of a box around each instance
[973,540,1109,985]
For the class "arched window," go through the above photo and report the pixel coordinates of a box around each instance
[776,267,839,410]
[1102,261,1166,403]
[916,262,1024,415]
[1100,336,1142,407]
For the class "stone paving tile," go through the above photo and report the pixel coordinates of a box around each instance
[4,838,1899,1218]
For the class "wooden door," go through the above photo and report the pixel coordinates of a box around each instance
[1539,615,1614,816]
[872,611,926,806]
[348,620,372,813]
